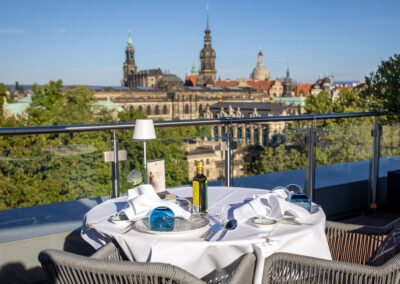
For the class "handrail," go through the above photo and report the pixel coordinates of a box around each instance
[0,111,387,136]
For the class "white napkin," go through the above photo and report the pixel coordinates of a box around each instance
[233,188,312,224]
[122,184,191,221]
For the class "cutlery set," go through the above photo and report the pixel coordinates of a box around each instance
[202,218,238,241]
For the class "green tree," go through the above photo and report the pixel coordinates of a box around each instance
[363,54,400,119]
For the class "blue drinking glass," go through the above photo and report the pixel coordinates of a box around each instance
[150,206,175,232]
[290,193,311,212]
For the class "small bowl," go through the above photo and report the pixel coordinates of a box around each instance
[251,217,277,228]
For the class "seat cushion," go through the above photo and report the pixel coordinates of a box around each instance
[368,225,400,266]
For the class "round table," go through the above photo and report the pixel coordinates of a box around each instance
[82,186,331,284]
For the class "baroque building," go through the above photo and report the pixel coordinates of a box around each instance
[250,50,270,81]
[196,10,216,87]
[121,30,164,88]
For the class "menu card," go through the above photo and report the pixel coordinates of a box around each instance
[147,159,166,193]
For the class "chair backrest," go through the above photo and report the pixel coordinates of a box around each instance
[325,220,399,264]
[39,248,204,284]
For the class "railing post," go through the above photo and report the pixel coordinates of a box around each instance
[224,132,232,187]
[223,131,237,187]
[112,131,120,198]
[369,117,380,209]
[305,120,317,202]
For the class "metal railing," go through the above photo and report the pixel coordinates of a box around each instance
[0,111,386,205]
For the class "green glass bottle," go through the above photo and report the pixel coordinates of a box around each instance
[192,161,208,213]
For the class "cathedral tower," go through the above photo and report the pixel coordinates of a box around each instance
[122,30,137,87]
[196,6,216,87]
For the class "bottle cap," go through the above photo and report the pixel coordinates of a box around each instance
[196,161,204,168]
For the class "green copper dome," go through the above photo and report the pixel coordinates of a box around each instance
[127,30,133,47]
[191,62,198,75]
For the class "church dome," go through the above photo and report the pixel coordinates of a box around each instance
[250,51,270,81]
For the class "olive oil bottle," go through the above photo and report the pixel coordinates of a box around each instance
[192,161,208,213]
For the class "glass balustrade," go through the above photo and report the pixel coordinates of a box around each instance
[0,142,111,210]
[0,114,395,212]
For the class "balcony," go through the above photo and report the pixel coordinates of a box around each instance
[0,112,399,283]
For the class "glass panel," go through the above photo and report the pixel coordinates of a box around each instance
[118,125,222,192]
[314,120,374,216]
[0,142,111,210]
[379,122,400,204]
[228,121,309,190]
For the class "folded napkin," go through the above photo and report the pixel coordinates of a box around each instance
[122,184,191,221]
[233,187,312,224]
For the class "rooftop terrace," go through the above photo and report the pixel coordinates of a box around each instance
[0,111,399,283]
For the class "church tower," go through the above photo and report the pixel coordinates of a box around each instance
[122,30,137,87]
[196,6,216,87]
[283,66,294,97]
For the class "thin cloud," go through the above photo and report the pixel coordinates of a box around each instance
[55,28,67,33]
[0,28,27,34]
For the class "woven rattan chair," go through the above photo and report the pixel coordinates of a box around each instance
[39,241,256,284]
[263,219,400,283]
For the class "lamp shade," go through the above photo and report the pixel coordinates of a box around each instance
[133,119,156,140]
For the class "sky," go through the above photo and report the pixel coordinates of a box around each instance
[0,0,399,85]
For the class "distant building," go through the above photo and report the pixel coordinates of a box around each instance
[310,74,331,95]
[250,50,270,81]
[121,30,164,88]
[196,10,217,87]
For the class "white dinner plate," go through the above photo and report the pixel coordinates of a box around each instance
[134,215,210,236]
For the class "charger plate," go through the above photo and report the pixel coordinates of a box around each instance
[134,215,210,235]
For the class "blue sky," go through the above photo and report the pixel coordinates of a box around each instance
[0,0,399,85]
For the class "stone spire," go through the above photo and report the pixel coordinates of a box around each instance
[196,4,216,87]
[122,29,137,87]
[283,66,293,97]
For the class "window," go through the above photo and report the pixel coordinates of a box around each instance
[218,170,222,177]
[254,128,259,145]
[206,159,209,165]
[129,105,133,111]
[206,170,209,176]
[163,105,167,114]
[138,106,143,112]
[146,105,151,115]
[185,104,190,114]
[155,105,160,115]
[198,104,203,116]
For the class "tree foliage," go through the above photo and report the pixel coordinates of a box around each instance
[363,54,400,120]
[0,81,194,210]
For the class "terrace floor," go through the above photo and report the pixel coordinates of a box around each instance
[340,209,400,227]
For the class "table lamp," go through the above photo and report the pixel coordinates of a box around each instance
[133,119,156,183]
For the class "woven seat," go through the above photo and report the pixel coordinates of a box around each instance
[263,219,400,283]
[39,241,256,284]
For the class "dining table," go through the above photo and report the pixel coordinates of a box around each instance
[81,186,332,284]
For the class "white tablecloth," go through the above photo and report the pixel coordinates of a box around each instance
[82,186,332,284]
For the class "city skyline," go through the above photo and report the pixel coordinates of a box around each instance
[0,0,399,85]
